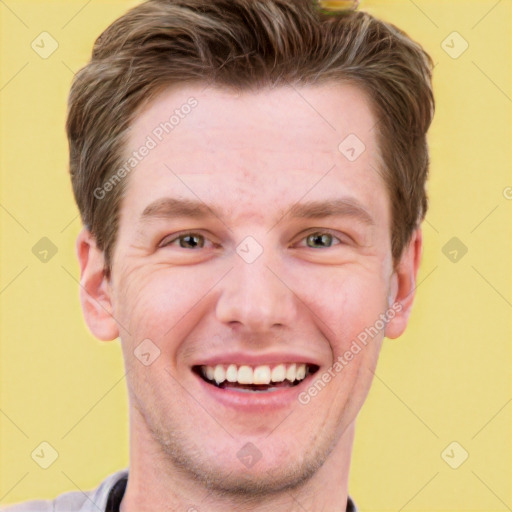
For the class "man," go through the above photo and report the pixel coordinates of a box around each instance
[4,0,434,510]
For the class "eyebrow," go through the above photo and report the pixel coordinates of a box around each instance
[286,198,375,226]
[139,197,375,226]
[140,198,215,221]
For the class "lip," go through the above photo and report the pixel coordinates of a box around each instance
[191,351,323,368]
[192,364,319,412]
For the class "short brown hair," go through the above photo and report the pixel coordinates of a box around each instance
[67,0,434,275]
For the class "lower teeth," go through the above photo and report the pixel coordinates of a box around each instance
[229,387,280,393]
[214,381,300,391]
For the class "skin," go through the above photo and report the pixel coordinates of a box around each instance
[76,82,422,511]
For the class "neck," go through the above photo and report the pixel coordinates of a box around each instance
[120,405,355,512]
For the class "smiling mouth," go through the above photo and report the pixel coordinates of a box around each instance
[193,363,320,393]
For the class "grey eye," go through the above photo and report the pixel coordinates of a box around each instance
[306,233,335,248]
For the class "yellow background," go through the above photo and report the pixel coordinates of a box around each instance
[1,1,511,510]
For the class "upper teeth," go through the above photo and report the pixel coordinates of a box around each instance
[201,363,308,385]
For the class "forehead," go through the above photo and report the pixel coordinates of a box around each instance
[120,82,387,227]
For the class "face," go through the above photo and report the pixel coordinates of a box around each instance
[78,82,420,496]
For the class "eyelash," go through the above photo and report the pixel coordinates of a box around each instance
[297,230,344,248]
[158,229,346,250]
[158,231,217,249]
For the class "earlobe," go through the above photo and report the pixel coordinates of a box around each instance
[384,228,423,340]
[76,228,120,341]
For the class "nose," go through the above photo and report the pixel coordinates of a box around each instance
[215,251,299,332]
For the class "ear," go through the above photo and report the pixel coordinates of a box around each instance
[76,227,119,341]
[384,227,423,339]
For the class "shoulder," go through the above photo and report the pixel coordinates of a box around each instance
[1,468,129,512]
[1,499,53,511]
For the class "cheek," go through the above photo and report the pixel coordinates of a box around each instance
[112,264,222,350]
[303,265,389,356]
